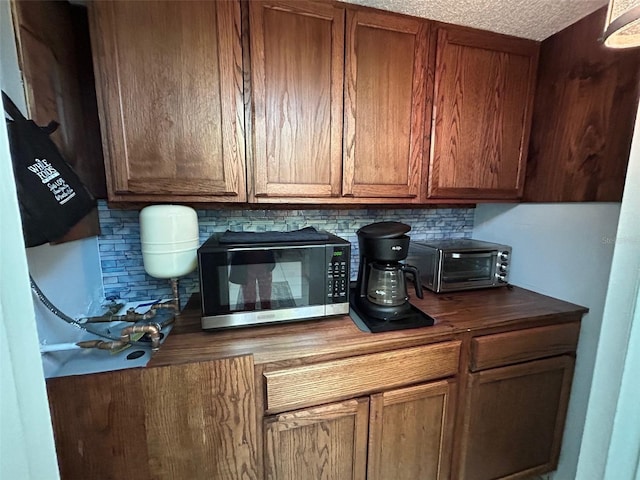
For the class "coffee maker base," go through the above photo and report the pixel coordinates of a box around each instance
[349,293,435,333]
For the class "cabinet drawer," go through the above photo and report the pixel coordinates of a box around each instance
[470,322,580,372]
[264,341,461,413]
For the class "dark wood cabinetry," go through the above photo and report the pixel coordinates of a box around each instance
[249,2,430,204]
[46,288,586,480]
[47,357,259,480]
[249,0,345,200]
[428,25,539,200]
[524,6,640,202]
[368,380,456,480]
[264,398,369,480]
[89,0,246,202]
[83,0,544,206]
[455,322,580,480]
[342,9,429,201]
[18,0,638,207]
[459,356,575,480]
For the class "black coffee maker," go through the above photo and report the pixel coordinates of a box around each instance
[354,221,423,321]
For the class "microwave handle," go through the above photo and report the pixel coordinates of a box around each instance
[402,264,424,299]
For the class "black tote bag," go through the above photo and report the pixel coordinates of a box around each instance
[2,91,96,247]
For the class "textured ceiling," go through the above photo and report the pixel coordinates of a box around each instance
[344,0,608,40]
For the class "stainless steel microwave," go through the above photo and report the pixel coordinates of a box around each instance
[406,239,511,293]
[197,229,351,330]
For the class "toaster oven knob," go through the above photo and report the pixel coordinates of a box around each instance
[497,275,507,283]
[499,264,508,273]
[500,253,509,261]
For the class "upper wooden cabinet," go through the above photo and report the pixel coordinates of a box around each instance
[248,2,431,204]
[342,10,429,200]
[89,0,246,202]
[428,25,539,200]
[249,0,345,200]
[84,0,554,205]
[524,7,640,202]
[12,1,104,243]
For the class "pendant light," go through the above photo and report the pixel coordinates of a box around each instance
[602,0,640,48]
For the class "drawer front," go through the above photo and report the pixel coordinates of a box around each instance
[264,341,461,413]
[471,322,580,372]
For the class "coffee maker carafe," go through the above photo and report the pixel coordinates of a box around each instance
[355,222,423,321]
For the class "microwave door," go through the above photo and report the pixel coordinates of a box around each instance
[226,246,327,313]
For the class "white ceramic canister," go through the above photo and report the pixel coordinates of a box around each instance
[139,205,199,279]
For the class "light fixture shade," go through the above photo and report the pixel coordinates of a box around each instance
[603,0,640,48]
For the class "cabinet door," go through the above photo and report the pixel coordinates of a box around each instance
[264,398,369,480]
[12,1,103,242]
[524,7,640,202]
[47,357,258,479]
[343,10,429,201]
[89,0,246,202]
[249,0,344,199]
[457,356,575,480]
[429,26,538,200]
[368,380,456,480]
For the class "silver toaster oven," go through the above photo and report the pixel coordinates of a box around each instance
[406,239,511,293]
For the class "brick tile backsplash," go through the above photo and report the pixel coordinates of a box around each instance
[97,201,474,303]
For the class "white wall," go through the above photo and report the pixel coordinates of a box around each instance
[576,105,640,480]
[473,202,620,480]
[0,3,59,477]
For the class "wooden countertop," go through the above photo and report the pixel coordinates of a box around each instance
[148,286,587,369]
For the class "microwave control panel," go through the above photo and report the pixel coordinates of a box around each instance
[327,246,350,303]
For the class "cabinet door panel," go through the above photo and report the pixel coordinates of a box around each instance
[343,11,428,199]
[524,7,640,202]
[264,398,369,480]
[47,357,258,480]
[429,27,538,200]
[458,356,574,480]
[90,0,245,201]
[368,380,456,480]
[250,0,344,198]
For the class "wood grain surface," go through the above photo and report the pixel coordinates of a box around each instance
[264,398,369,480]
[250,0,344,198]
[457,355,575,480]
[524,6,640,202]
[89,0,246,202]
[429,25,538,200]
[264,341,460,412]
[47,357,258,480]
[342,9,428,200]
[367,380,457,480]
[149,286,587,369]
[471,321,581,371]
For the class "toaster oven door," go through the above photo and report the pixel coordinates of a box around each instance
[438,251,498,291]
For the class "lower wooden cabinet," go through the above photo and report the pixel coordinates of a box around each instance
[264,398,370,480]
[368,380,456,480]
[457,356,575,480]
[47,357,259,480]
[45,305,583,480]
[264,379,457,480]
